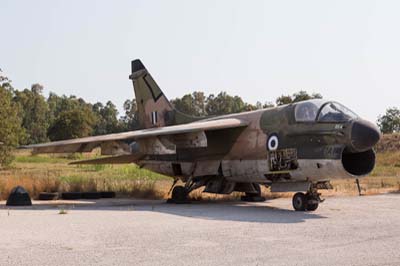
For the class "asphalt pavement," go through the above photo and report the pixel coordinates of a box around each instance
[0,194,399,266]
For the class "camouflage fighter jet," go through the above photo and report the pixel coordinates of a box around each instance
[27,60,381,211]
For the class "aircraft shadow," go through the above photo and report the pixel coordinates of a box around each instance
[146,201,325,224]
[1,198,326,224]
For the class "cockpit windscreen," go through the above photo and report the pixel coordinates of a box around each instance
[294,100,324,122]
[317,102,358,122]
[295,100,358,122]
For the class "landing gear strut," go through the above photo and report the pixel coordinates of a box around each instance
[167,176,208,204]
[292,188,323,211]
[241,183,266,202]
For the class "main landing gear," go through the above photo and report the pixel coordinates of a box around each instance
[292,190,323,211]
[168,186,189,203]
[240,183,266,202]
[167,176,208,204]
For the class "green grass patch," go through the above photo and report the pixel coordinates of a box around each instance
[14,155,69,164]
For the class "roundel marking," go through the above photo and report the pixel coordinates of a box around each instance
[267,134,279,151]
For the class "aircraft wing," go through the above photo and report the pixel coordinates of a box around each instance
[23,118,248,155]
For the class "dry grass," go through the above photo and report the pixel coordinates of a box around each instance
[375,133,400,153]
[0,150,169,200]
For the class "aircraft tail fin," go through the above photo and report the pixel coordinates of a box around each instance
[129,59,200,129]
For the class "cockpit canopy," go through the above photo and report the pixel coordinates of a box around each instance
[294,100,358,122]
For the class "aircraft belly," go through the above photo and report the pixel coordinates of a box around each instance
[140,160,221,179]
[140,158,355,184]
[222,159,269,183]
[140,161,175,177]
[193,160,221,176]
[291,159,353,181]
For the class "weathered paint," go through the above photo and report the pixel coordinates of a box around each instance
[25,59,381,196]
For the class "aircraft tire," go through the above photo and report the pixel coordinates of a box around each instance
[305,194,319,211]
[38,192,59,201]
[61,192,82,200]
[292,192,307,211]
[306,202,319,211]
[100,191,116,198]
[82,192,101,199]
[241,184,266,202]
[171,186,188,203]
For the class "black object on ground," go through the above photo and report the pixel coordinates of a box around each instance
[61,192,82,200]
[6,186,32,206]
[167,186,191,204]
[100,191,116,198]
[38,192,59,200]
[82,192,101,199]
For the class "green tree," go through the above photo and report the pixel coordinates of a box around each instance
[119,99,139,130]
[276,95,293,106]
[171,91,206,116]
[172,91,261,116]
[292,91,322,102]
[171,94,197,116]
[47,108,97,141]
[377,107,400,134]
[205,92,247,115]
[276,90,322,106]
[0,70,24,166]
[46,94,98,140]
[93,101,120,135]
[13,84,50,144]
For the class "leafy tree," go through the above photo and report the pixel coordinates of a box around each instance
[263,101,275,108]
[0,70,24,166]
[47,108,97,141]
[205,92,248,115]
[171,94,197,116]
[46,94,98,140]
[119,99,139,130]
[93,101,120,135]
[47,94,92,119]
[171,91,207,117]
[276,90,322,106]
[13,84,50,144]
[377,107,400,134]
[256,101,275,109]
[172,91,269,116]
[293,91,322,102]
[276,95,293,106]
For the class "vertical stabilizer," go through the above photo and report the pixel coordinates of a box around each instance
[129,60,174,129]
[129,59,202,129]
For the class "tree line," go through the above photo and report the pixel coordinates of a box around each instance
[0,68,398,165]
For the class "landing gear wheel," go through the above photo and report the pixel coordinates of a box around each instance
[241,184,266,202]
[168,186,189,204]
[306,202,319,211]
[292,192,307,211]
[305,193,319,211]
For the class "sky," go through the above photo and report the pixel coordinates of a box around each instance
[1,0,400,122]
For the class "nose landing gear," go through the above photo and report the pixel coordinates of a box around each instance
[292,189,323,211]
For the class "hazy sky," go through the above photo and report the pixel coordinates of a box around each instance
[1,0,400,122]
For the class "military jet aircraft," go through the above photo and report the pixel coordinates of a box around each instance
[27,59,381,211]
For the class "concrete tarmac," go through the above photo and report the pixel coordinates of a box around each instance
[0,194,399,266]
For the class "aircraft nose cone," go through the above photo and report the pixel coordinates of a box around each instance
[351,120,381,152]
